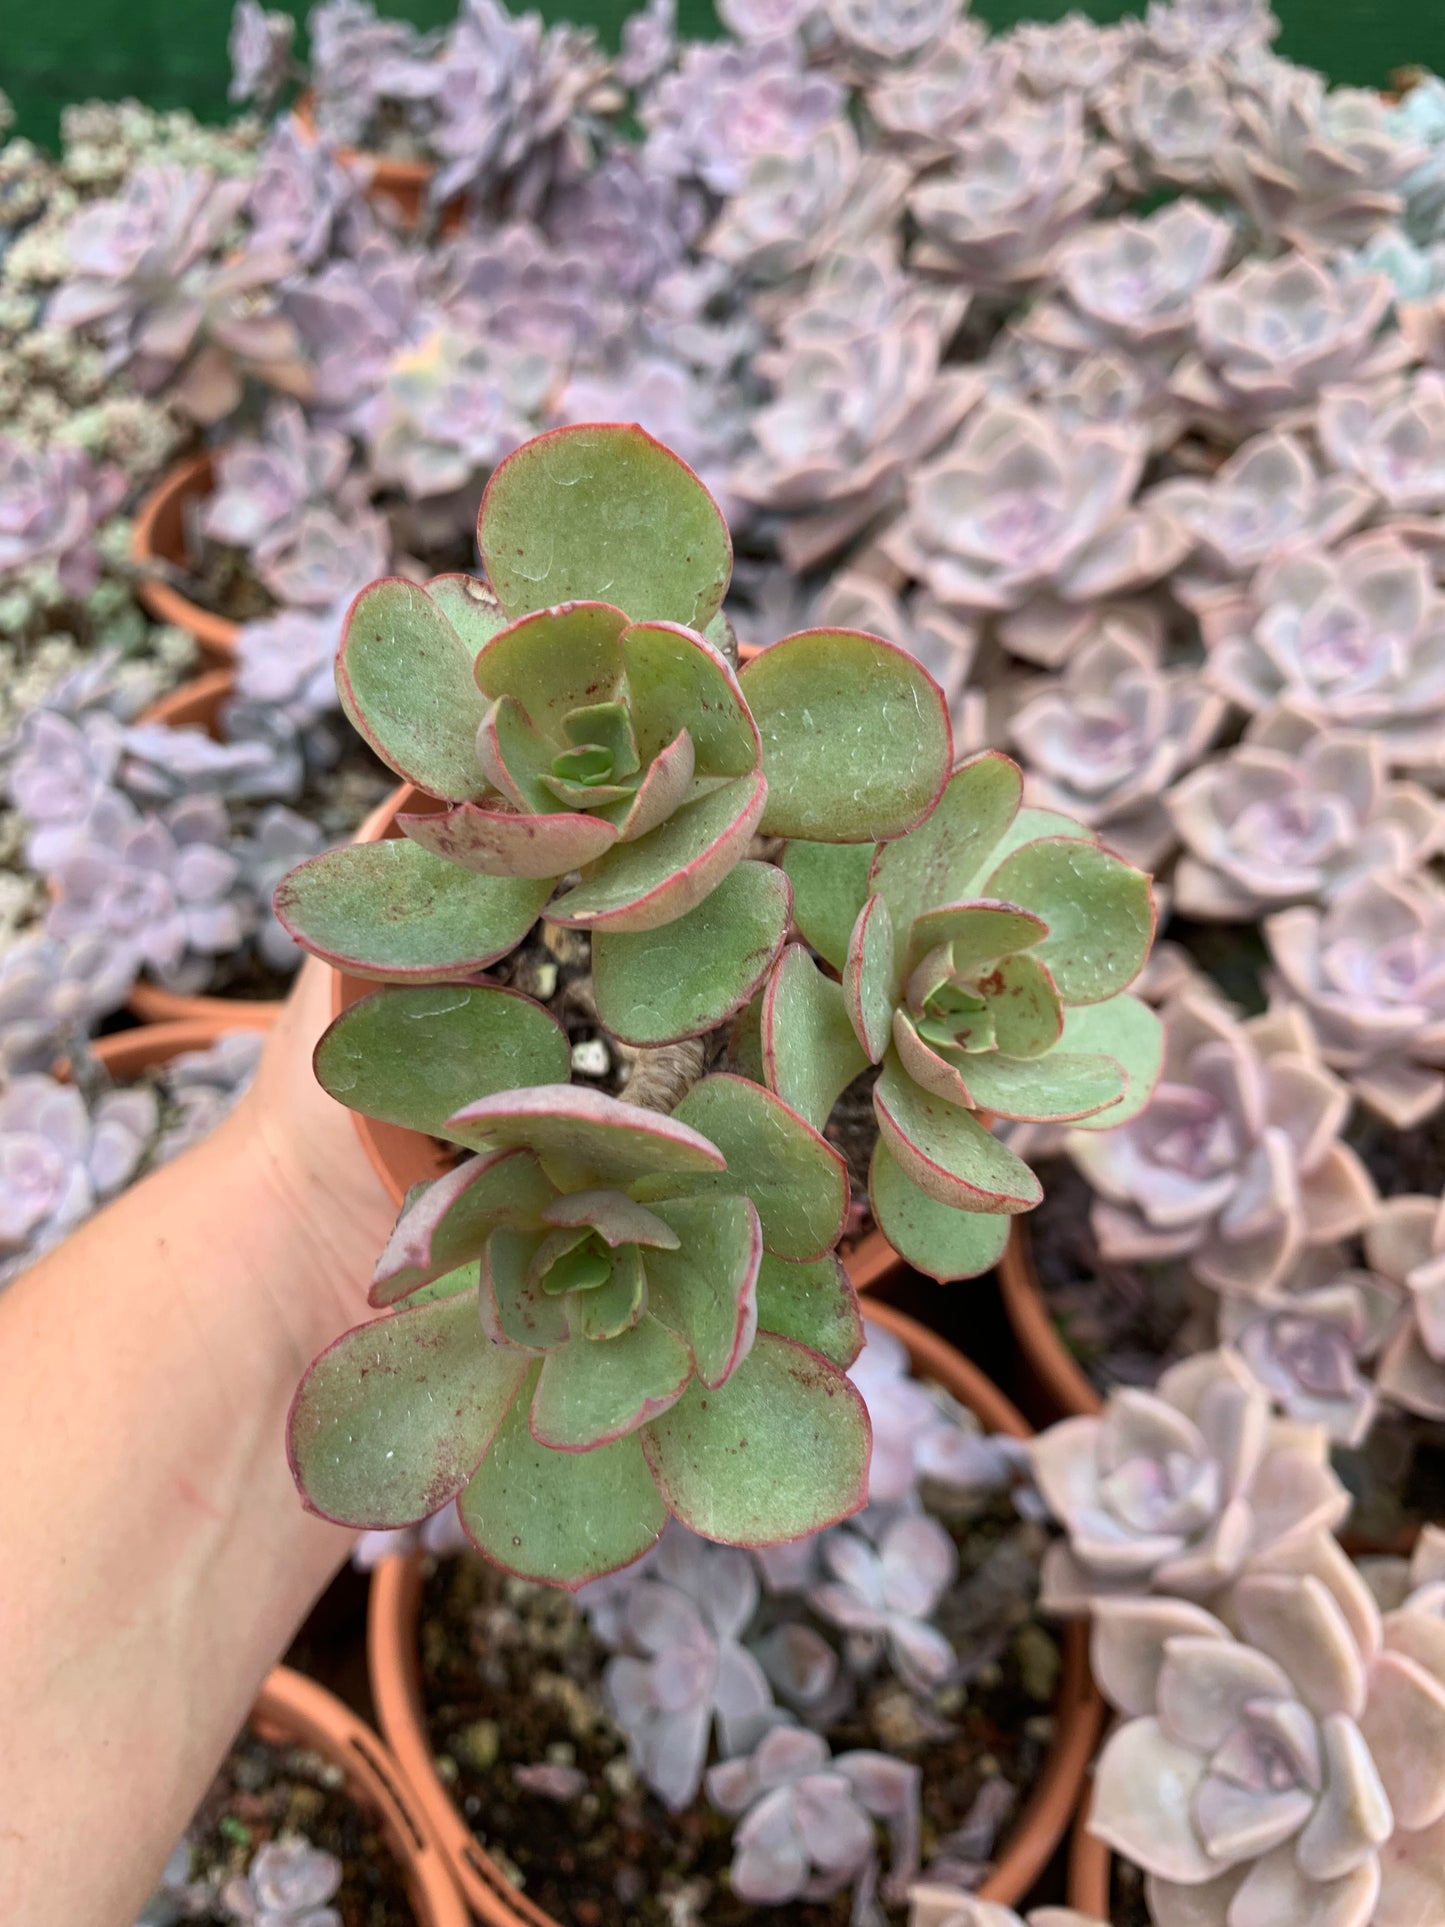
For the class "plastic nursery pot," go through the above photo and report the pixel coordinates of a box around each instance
[132,453,239,661]
[252,1665,469,1927]
[333,784,910,1297]
[127,667,286,1030]
[997,1217,1103,1422]
[366,1298,1104,1926]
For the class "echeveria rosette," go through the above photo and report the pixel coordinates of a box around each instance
[275,425,952,1041]
[1363,1197,1445,1421]
[288,1054,868,1588]
[1031,1347,1349,1613]
[768,753,1161,1285]
[1087,1531,1445,1927]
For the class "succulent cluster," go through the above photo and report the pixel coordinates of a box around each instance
[279,422,1156,1581]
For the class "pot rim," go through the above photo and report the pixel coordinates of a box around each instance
[365,1298,1102,1924]
[132,453,239,660]
[997,1216,1103,1420]
[254,1664,469,1927]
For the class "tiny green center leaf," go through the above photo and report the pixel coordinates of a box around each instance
[543,1232,615,1296]
[920,982,996,1054]
[551,744,617,788]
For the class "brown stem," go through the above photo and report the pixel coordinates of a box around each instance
[617,1035,709,1113]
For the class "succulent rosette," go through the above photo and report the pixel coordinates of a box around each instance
[1363,1197,1445,1420]
[1032,1347,1349,1611]
[1266,873,1445,1128]
[276,424,950,1024]
[1168,707,1445,920]
[1088,1531,1445,1927]
[1071,995,1377,1297]
[288,1053,868,1587]
[1318,370,1445,517]
[766,752,1161,1284]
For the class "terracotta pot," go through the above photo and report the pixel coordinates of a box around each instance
[128,666,285,1030]
[252,1665,468,1927]
[292,96,457,231]
[997,1217,1102,1421]
[367,1298,1103,1924]
[132,454,239,661]
[1067,1793,1111,1917]
[88,1017,243,1079]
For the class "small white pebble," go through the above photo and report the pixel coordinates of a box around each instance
[571,1038,610,1077]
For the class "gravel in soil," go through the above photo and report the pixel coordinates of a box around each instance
[184,1725,416,1925]
[1026,1159,1202,1398]
[417,1502,1059,1927]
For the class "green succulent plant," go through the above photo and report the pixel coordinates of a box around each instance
[277,423,1157,1587]
[772,755,1162,1281]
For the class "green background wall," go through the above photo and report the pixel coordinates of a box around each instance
[3,0,1444,148]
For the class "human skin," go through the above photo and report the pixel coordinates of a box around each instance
[0,960,398,1927]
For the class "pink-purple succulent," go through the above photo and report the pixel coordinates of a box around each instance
[1071,994,1377,1297]
[1203,533,1445,773]
[1173,254,1409,435]
[908,95,1113,295]
[1032,1347,1348,1611]
[1169,708,1445,920]
[1363,1198,1445,1421]
[48,164,310,423]
[1216,1248,1404,1446]
[1101,59,1237,193]
[0,436,125,595]
[1266,873,1445,1128]
[884,397,1188,666]
[1318,369,1445,516]
[1088,1530,1445,1927]
[707,1725,921,1910]
[1009,617,1226,871]
[808,1513,958,1690]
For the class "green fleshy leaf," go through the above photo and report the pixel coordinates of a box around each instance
[543,1190,680,1249]
[753,1252,862,1368]
[407,1261,479,1305]
[781,840,874,971]
[843,893,896,1063]
[459,1381,668,1587]
[641,1074,848,1262]
[601,729,696,843]
[398,797,618,880]
[370,1148,557,1306]
[643,1194,763,1388]
[474,602,627,735]
[530,1315,693,1448]
[944,1049,1128,1123]
[540,770,636,808]
[547,771,766,932]
[483,1228,569,1351]
[288,1297,528,1528]
[314,983,569,1143]
[479,694,559,813]
[741,630,951,842]
[574,1246,648,1340]
[984,838,1155,1005]
[868,1139,1011,1285]
[337,579,489,801]
[543,1236,613,1295]
[981,806,1096,872]
[1060,994,1164,1132]
[731,991,765,1084]
[874,1054,1041,1213]
[478,423,732,630]
[870,754,1023,939]
[641,1332,869,1543]
[761,945,868,1132]
[911,902,1047,976]
[448,1084,727,1188]
[982,952,1064,1059]
[274,840,549,982]
[591,860,791,1045]
[621,621,759,777]
[423,573,508,658]
[564,700,640,777]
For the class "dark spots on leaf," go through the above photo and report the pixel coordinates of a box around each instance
[737,1438,747,1449]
